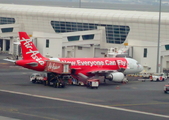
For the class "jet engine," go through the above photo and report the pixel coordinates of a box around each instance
[106,72,124,82]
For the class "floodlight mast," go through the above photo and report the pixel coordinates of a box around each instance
[79,0,81,8]
[156,0,162,73]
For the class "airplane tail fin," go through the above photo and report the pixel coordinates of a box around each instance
[19,32,45,60]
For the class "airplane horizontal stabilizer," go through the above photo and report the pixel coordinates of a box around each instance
[3,59,16,63]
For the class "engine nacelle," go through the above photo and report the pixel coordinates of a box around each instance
[106,72,124,82]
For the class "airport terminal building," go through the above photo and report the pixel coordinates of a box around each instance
[0,3,169,73]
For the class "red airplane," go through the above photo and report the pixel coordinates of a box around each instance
[4,32,143,82]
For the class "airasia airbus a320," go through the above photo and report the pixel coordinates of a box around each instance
[4,32,143,83]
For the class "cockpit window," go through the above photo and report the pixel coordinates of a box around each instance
[136,62,140,65]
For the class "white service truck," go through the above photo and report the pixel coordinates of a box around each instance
[164,84,169,93]
[30,73,47,83]
[150,73,167,82]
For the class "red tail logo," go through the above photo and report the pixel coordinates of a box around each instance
[19,32,46,65]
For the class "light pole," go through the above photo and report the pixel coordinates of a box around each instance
[156,0,162,73]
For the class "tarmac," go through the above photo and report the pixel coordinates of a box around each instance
[0,53,169,120]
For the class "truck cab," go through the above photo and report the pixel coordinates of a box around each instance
[30,73,47,83]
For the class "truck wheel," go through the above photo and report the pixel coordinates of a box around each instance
[162,78,165,81]
[53,82,57,88]
[39,80,43,84]
[59,82,65,88]
[43,81,47,86]
[164,91,167,94]
[156,78,159,82]
[32,79,36,83]
[61,84,65,88]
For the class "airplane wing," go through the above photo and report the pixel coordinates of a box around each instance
[87,70,116,74]
[4,59,38,67]
[87,68,126,75]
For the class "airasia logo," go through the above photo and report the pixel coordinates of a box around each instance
[48,63,60,70]
[20,38,45,65]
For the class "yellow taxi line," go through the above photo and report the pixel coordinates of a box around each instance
[0,63,8,64]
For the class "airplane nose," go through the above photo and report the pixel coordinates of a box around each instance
[138,64,143,72]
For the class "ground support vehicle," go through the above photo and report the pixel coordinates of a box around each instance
[86,79,99,89]
[30,73,47,84]
[138,73,167,82]
[137,73,151,82]
[44,60,71,88]
[71,77,85,86]
[70,75,100,89]
[31,60,71,88]
[43,73,67,88]
[164,84,169,93]
[150,73,167,82]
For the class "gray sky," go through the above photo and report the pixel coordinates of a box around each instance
[0,0,168,12]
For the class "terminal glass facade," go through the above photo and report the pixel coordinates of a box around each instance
[165,45,169,50]
[51,21,130,44]
[0,17,15,25]
[82,34,94,40]
[1,28,13,33]
[67,36,80,41]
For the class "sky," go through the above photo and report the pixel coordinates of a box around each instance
[0,0,169,12]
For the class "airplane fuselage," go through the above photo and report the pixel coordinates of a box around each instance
[14,31,143,82]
